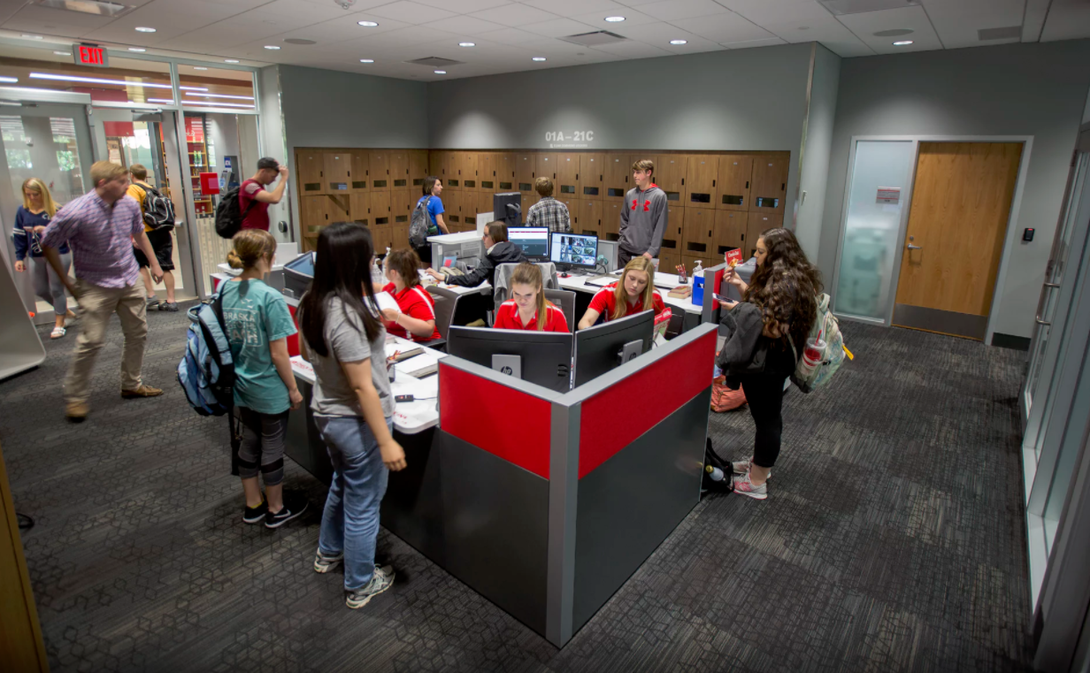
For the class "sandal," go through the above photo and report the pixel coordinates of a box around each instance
[50,326,67,339]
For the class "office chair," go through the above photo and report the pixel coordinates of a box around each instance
[543,289,576,330]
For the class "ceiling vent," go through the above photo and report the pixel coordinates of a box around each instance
[978,26,1022,41]
[34,0,133,17]
[406,56,464,67]
[284,38,317,45]
[817,0,919,15]
[559,31,627,47]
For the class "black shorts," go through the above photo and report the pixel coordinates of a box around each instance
[134,228,175,271]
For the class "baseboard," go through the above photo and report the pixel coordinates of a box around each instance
[991,333,1031,351]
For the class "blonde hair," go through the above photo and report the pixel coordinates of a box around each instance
[130,163,148,181]
[90,161,127,188]
[511,262,553,331]
[534,176,553,197]
[21,178,57,217]
[612,257,657,321]
[631,159,654,177]
[227,229,277,270]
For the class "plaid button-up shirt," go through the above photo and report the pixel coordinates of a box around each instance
[41,190,143,289]
[525,196,571,234]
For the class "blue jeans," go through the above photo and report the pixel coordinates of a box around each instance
[315,415,392,591]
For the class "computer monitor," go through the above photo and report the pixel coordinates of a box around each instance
[448,326,572,393]
[508,227,550,261]
[283,251,315,298]
[550,232,598,270]
[493,192,522,227]
[573,310,654,387]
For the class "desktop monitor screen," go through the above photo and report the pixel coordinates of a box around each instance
[573,310,654,387]
[283,251,316,298]
[550,232,598,269]
[508,227,550,261]
[448,326,573,393]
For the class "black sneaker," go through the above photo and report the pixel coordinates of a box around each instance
[146,296,161,309]
[242,500,267,524]
[158,302,179,312]
[265,493,308,529]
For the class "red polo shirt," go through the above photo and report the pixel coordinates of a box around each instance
[588,283,666,321]
[382,282,441,342]
[493,300,569,332]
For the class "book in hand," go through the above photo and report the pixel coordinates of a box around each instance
[384,343,423,362]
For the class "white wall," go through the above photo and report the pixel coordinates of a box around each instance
[258,65,290,242]
[794,44,841,261]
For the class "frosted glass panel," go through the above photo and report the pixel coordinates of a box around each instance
[834,141,916,320]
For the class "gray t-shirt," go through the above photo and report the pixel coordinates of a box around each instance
[305,296,394,419]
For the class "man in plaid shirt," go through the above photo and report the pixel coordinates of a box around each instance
[525,177,571,234]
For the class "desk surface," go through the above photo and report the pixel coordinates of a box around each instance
[557,272,702,315]
[426,231,481,244]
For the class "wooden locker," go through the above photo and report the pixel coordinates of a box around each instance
[659,204,684,263]
[602,201,624,243]
[579,153,603,200]
[409,150,429,191]
[556,153,580,197]
[602,154,631,203]
[368,151,390,191]
[475,192,494,221]
[652,154,685,205]
[714,210,747,257]
[328,194,350,223]
[535,153,557,181]
[657,250,681,275]
[389,151,410,190]
[495,153,516,192]
[685,154,717,208]
[515,153,535,192]
[682,253,719,273]
[522,189,540,211]
[443,190,462,228]
[555,196,577,229]
[456,152,478,191]
[683,207,715,257]
[370,223,393,256]
[716,154,752,211]
[300,195,330,242]
[391,189,413,227]
[370,190,391,226]
[296,150,326,196]
[349,150,369,192]
[393,222,411,249]
[477,152,497,192]
[747,211,783,256]
[576,199,602,237]
[324,150,352,195]
[429,150,449,181]
[349,192,371,226]
[749,153,789,215]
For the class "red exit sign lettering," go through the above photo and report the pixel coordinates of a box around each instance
[72,44,109,68]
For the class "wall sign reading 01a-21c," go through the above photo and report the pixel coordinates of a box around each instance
[545,130,595,148]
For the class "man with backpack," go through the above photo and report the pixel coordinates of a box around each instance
[239,157,289,232]
[127,164,178,311]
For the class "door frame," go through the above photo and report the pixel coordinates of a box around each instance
[832,135,1033,344]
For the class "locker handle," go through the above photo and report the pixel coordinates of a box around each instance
[713,180,716,187]
[781,183,785,191]
[746,180,749,189]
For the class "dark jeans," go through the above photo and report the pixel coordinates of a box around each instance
[617,247,638,268]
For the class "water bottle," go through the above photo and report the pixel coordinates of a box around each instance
[385,245,392,259]
[371,257,384,289]
[705,464,725,482]
[798,337,826,379]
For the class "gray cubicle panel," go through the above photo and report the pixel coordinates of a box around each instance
[700,261,729,326]
[0,255,46,380]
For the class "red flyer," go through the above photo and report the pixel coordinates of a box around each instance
[725,249,743,267]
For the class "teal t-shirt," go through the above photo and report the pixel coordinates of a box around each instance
[220,278,297,414]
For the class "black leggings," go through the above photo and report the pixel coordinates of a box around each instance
[740,373,789,469]
[237,407,289,486]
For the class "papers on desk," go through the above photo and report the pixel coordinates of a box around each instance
[584,275,618,288]
[384,340,424,362]
[396,354,439,378]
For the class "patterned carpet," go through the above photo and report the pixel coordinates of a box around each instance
[0,304,1035,672]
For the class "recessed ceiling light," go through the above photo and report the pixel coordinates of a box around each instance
[0,76,19,83]
[459,42,475,47]
[434,70,446,74]
[264,45,281,50]
[604,16,625,22]
[358,20,379,27]
[670,39,687,45]
[22,34,44,40]
[893,40,913,46]
[135,26,156,33]
[193,66,208,70]
[360,59,374,63]
[128,47,146,52]
[54,50,70,56]
[224,59,240,63]
[532,56,546,62]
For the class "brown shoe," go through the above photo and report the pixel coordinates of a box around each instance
[65,401,89,422]
[121,384,163,399]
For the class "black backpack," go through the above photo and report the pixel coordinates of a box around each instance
[136,182,176,231]
[215,185,257,239]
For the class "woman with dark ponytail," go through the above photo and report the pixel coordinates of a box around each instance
[297,221,406,610]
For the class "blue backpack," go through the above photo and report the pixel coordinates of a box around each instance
[178,293,235,416]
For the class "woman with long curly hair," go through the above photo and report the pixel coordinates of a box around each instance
[718,228,822,500]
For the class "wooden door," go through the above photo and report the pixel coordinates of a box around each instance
[324,150,352,195]
[714,210,747,257]
[476,192,494,221]
[368,151,390,191]
[391,189,413,228]
[602,201,623,242]
[893,142,1023,339]
[300,195,330,244]
[444,190,462,229]
[653,154,685,206]
[580,153,603,200]
[535,153,557,181]
[659,203,684,263]
[555,196,577,228]
[495,153,516,192]
[350,192,371,226]
[328,193,350,223]
[350,150,369,192]
[478,152,497,192]
[683,207,715,257]
[556,152,580,197]
[430,150,450,182]
[515,153,535,193]
[603,153,631,203]
[716,154,752,211]
[409,150,429,192]
[523,189,540,211]
[389,151,410,190]
[749,153,788,215]
[371,223,393,257]
[685,154,716,208]
[747,211,781,258]
[577,199,603,237]
[296,150,326,196]
[657,250,681,275]
[370,190,391,226]
[457,151,478,191]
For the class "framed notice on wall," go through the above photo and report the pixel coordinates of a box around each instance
[106,138,123,166]
[876,186,901,204]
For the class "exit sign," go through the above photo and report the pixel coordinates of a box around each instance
[72,44,109,68]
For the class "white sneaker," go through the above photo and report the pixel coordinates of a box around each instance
[345,565,395,609]
[732,458,770,479]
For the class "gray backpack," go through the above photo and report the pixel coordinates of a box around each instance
[409,196,435,248]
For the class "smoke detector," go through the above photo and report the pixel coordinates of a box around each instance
[334,0,356,8]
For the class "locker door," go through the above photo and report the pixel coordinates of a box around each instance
[746,211,783,257]
[477,152,497,192]
[523,189,540,211]
[577,199,602,237]
[350,192,371,226]
[579,153,603,200]
[371,190,391,226]
[300,195,330,246]
[328,194,350,223]
[389,151,410,190]
[350,150,369,192]
[371,224,393,257]
[391,189,413,228]
[683,207,715,257]
[685,154,716,208]
[714,210,747,257]
[368,151,390,191]
[658,250,681,275]
[393,222,411,250]
[682,252,719,273]
[750,153,789,215]
[556,152,580,197]
[476,192,494,222]
[603,153,631,203]
[409,150,429,192]
[458,152,479,192]
[652,154,685,206]
[602,201,624,242]
[443,190,462,229]
[515,152,536,195]
[659,203,684,262]
[716,154,752,211]
[535,153,557,181]
[296,150,326,196]
[429,150,449,181]
[495,153,516,192]
[555,196,577,229]
[324,151,352,196]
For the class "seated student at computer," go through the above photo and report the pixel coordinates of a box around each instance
[424,222,525,288]
[577,257,665,330]
[493,262,569,332]
[380,248,441,343]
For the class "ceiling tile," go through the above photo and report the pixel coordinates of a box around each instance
[719,36,788,49]
[420,14,507,35]
[658,35,726,54]
[835,5,944,54]
[1040,1,1090,42]
[367,1,459,25]
[413,0,512,11]
[589,41,672,58]
[717,0,835,25]
[469,3,559,27]
[760,13,874,56]
[610,22,700,43]
[473,27,553,45]
[920,0,1024,49]
[1,5,115,34]
[671,11,776,43]
[637,0,732,21]
[520,0,630,15]
[521,17,599,38]
[568,7,660,28]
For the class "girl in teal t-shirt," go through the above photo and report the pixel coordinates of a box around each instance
[221,229,308,529]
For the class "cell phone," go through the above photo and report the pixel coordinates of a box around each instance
[713,293,731,303]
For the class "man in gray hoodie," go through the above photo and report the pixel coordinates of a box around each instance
[618,158,669,266]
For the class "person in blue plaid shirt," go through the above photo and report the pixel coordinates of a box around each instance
[525,177,571,234]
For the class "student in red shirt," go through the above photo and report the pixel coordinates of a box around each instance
[379,248,441,343]
[577,257,665,329]
[493,262,569,332]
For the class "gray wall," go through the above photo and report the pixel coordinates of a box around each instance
[819,40,1090,339]
[795,44,841,260]
[258,65,290,242]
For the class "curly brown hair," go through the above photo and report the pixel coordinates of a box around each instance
[743,228,823,351]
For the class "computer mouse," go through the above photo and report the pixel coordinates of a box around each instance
[560,272,570,278]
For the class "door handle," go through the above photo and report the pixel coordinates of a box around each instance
[907,244,922,250]
[1036,317,1051,326]
[1044,282,1060,289]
